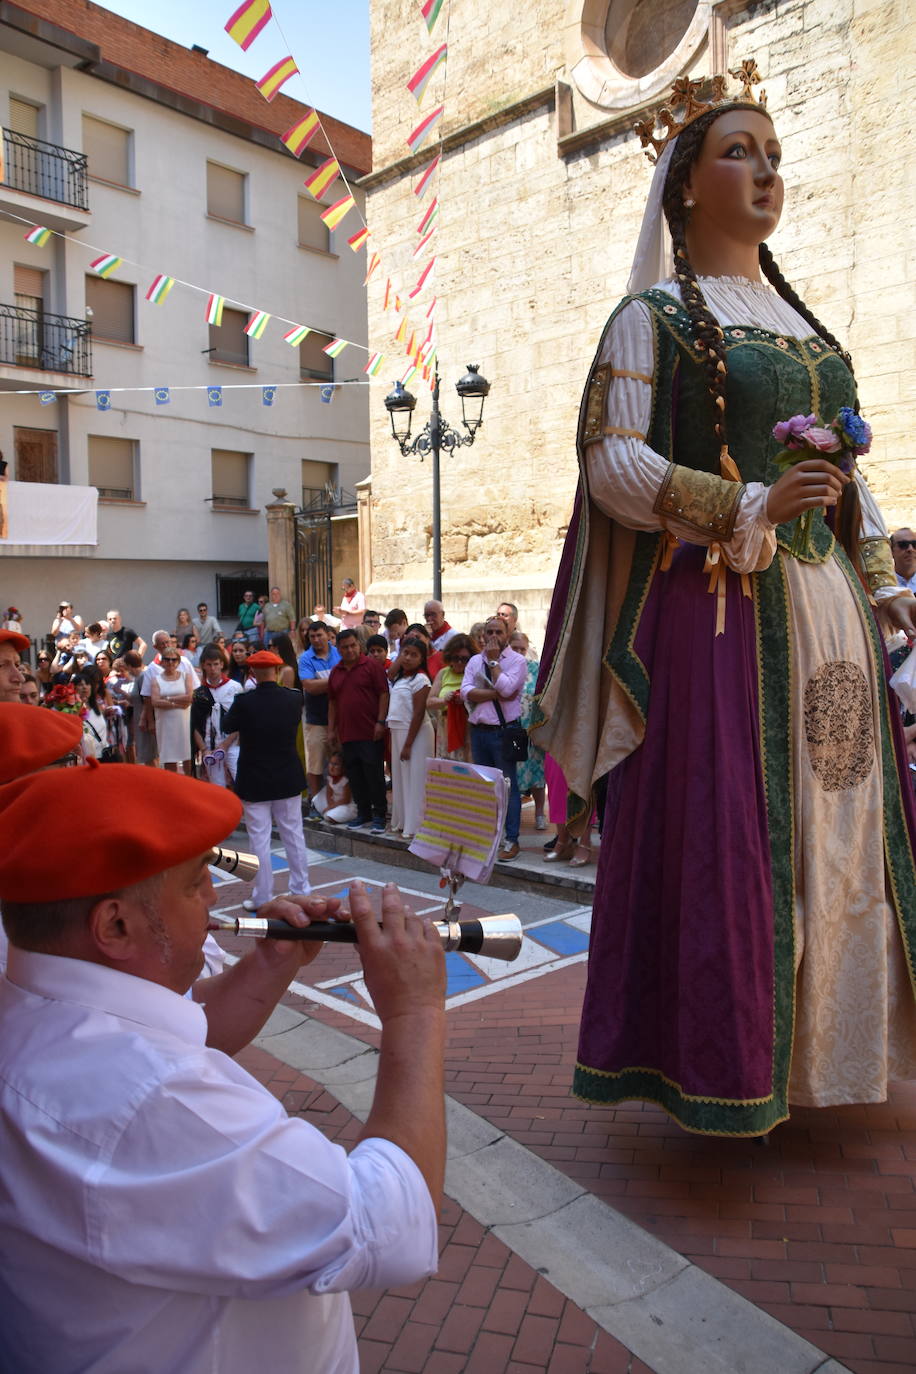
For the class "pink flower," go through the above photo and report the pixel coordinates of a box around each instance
[800,426,842,453]
[773,413,816,447]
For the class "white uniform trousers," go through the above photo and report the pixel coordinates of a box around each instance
[243,795,311,906]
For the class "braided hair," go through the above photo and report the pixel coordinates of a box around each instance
[660,107,863,566]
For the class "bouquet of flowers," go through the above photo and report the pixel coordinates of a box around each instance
[772,406,872,557]
[43,682,84,716]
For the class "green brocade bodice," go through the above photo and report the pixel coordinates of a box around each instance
[640,288,857,563]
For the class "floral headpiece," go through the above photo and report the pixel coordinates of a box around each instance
[634,60,768,164]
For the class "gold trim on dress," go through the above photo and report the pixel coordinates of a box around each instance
[860,535,898,593]
[604,425,647,440]
[610,367,653,384]
[653,462,745,542]
[582,362,611,445]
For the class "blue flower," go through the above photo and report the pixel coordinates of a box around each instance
[837,406,872,454]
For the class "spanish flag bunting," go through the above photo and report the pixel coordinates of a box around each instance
[401,363,418,386]
[145,274,175,304]
[257,55,298,102]
[347,226,370,252]
[282,110,320,156]
[320,195,355,230]
[24,225,52,246]
[364,351,385,377]
[206,294,225,326]
[414,228,436,258]
[417,197,439,235]
[406,331,418,359]
[322,337,348,358]
[422,364,431,382]
[363,252,381,285]
[414,154,440,198]
[90,253,122,278]
[406,106,443,154]
[283,325,310,346]
[394,317,408,345]
[225,0,271,51]
[383,279,393,310]
[409,257,435,298]
[407,43,447,104]
[419,0,444,34]
[244,310,270,338]
[304,157,339,199]
[394,294,403,312]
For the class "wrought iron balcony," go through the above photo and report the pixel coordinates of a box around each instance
[0,303,92,377]
[2,129,89,211]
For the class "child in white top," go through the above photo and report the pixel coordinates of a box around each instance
[385,635,433,839]
[313,751,358,824]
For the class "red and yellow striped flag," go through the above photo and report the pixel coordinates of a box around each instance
[257,56,298,102]
[225,0,271,51]
[304,157,339,199]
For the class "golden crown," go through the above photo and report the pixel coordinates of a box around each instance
[634,60,767,164]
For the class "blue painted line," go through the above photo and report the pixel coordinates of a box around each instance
[328,986,362,1005]
[269,854,289,872]
[444,950,487,996]
[527,920,591,956]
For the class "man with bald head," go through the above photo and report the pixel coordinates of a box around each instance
[424,600,456,652]
[891,529,916,592]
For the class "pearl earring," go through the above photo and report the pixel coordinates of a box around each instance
[684,197,696,209]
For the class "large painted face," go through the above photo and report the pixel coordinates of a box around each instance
[682,107,783,249]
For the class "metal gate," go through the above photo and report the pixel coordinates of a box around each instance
[294,485,357,618]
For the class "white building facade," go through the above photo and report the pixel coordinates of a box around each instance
[0,2,371,643]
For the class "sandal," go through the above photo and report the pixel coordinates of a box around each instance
[545,838,577,863]
[569,843,593,868]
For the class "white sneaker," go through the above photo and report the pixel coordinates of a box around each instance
[535,815,547,831]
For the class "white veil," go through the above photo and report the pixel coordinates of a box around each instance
[626,139,678,295]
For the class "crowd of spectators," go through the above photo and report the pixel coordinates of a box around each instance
[5,583,564,862]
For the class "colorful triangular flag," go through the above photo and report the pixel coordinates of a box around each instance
[225,0,271,51]
[364,351,385,377]
[347,227,370,252]
[320,196,354,230]
[244,310,270,339]
[206,294,225,326]
[409,257,436,298]
[417,198,439,235]
[364,252,381,285]
[257,55,298,102]
[145,274,175,304]
[407,106,444,154]
[322,338,348,358]
[419,0,444,34]
[90,254,122,278]
[414,154,440,198]
[303,157,339,199]
[282,110,320,156]
[283,325,310,346]
[414,228,436,258]
[25,226,51,246]
[407,43,447,103]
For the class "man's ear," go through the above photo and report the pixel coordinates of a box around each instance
[88,895,144,964]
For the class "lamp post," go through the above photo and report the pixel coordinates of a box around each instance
[384,364,490,601]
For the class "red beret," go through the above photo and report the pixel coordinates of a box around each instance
[0,761,243,901]
[0,629,29,655]
[0,703,83,783]
[246,650,283,667]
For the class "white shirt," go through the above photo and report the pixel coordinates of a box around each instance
[591,276,893,584]
[386,671,431,727]
[0,949,438,1374]
[140,656,200,697]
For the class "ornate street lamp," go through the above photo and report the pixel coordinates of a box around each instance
[384,364,491,600]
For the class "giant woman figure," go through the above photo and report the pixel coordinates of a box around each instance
[534,63,916,1136]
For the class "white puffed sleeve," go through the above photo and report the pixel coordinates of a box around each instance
[857,470,913,602]
[585,299,777,575]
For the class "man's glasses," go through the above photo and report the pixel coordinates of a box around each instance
[894,540,916,551]
[162,656,180,663]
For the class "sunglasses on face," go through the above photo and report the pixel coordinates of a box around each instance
[162,656,180,663]
[895,540,916,551]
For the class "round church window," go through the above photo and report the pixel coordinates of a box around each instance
[605,0,699,80]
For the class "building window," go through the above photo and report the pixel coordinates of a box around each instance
[300,329,334,382]
[207,161,247,224]
[301,459,334,508]
[88,435,137,500]
[9,97,40,138]
[13,264,46,365]
[85,276,135,344]
[297,196,330,252]
[211,449,251,509]
[209,307,249,366]
[604,0,697,79]
[82,115,132,186]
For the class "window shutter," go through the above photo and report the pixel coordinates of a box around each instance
[82,116,130,186]
[207,163,246,223]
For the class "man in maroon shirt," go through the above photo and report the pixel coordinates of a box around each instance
[328,629,390,833]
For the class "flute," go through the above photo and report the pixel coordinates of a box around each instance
[209,912,524,962]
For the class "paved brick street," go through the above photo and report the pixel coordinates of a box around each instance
[213,819,916,1374]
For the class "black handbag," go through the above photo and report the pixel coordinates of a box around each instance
[485,664,529,763]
